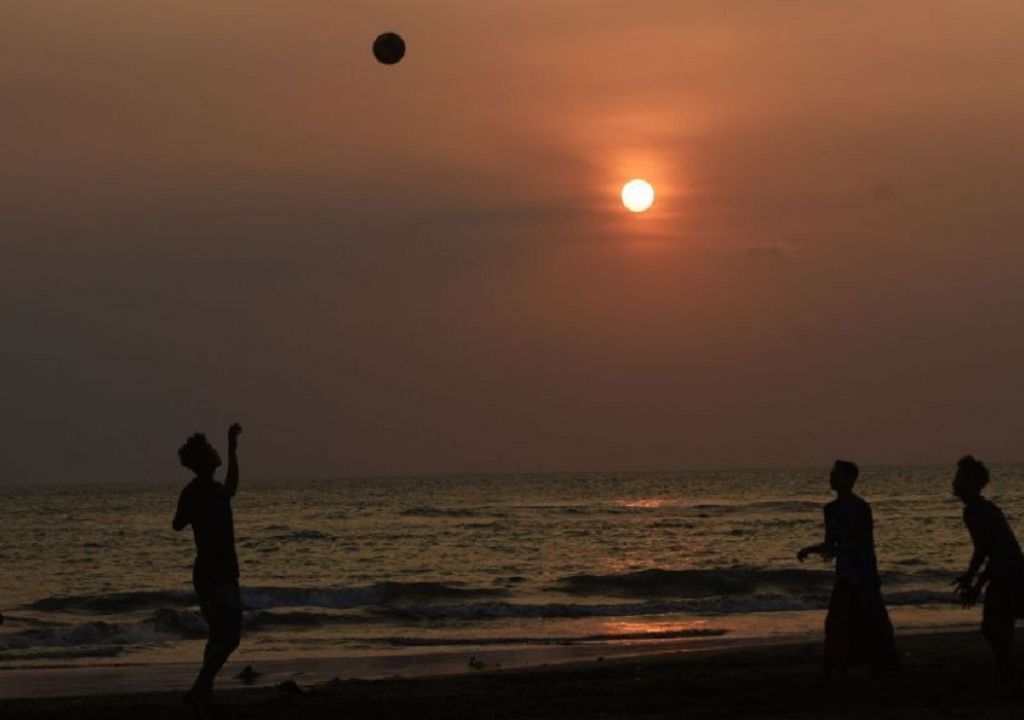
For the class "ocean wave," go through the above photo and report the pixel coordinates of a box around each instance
[882,568,962,584]
[689,500,821,515]
[5,606,722,653]
[552,567,957,600]
[0,615,68,629]
[0,617,170,651]
[400,507,506,518]
[270,529,332,542]
[148,607,371,633]
[553,568,836,599]
[884,590,958,606]
[148,608,208,637]
[22,568,952,622]
[375,596,817,621]
[506,505,635,516]
[0,608,373,652]
[25,590,193,614]
[374,589,958,622]
[246,610,371,630]
[648,519,695,529]
[23,582,510,617]
[240,528,335,548]
[893,558,928,567]
[382,627,730,647]
[241,582,509,610]
[746,500,822,512]
[0,646,125,662]
[3,590,961,654]
[457,521,509,530]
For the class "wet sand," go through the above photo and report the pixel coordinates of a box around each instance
[3,629,1024,719]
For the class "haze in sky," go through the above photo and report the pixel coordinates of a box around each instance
[3,1,1024,483]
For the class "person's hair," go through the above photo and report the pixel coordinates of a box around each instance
[178,433,213,472]
[956,455,989,493]
[832,460,859,485]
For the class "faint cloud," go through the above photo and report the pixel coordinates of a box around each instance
[743,242,794,260]
[871,180,898,202]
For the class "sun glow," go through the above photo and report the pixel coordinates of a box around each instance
[621,179,655,213]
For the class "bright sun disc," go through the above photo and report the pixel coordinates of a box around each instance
[621,179,655,213]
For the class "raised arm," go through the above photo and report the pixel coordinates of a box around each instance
[224,423,242,497]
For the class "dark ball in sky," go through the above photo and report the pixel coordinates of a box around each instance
[373,32,406,65]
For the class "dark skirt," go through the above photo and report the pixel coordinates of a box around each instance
[824,578,897,669]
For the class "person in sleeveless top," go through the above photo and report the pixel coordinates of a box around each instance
[173,423,243,709]
[797,460,898,679]
[953,455,1024,682]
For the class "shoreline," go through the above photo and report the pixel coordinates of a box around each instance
[4,628,1024,718]
[0,632,799,700]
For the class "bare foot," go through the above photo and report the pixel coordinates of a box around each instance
[182,690,215,719]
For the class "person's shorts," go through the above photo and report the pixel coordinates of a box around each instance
[194,579,242,626]
[982,582,1024,637]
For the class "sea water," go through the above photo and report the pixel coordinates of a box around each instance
[1,467,1013,671]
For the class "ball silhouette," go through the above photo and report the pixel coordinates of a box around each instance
[373,32,406,65]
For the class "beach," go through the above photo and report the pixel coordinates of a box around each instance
[3,629,1024,719]
[3,472,1018,716]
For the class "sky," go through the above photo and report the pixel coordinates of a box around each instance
[3,1,1024,483]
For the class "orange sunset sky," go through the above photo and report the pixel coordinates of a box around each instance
[3,1,1024,482]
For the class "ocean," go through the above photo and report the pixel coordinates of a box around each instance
[0,467,1014,674]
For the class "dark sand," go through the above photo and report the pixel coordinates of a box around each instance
[4,629,1024,719]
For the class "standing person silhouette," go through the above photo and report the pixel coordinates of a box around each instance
[797,460,898,680]
[952,455,1024,683]
[173,423,243,709]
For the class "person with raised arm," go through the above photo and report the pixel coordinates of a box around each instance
[173,423,243,709]
[952,455,1024,683]
[797,460,898,680]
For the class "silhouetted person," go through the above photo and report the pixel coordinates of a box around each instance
[952,455,1024,682]
[173,423,243,709]
[797,460,897,679]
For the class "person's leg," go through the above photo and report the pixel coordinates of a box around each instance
[189,583,220,699]
[823,580,854,681]
[191,582,242,698]
[982,590,1014,683]
[219,583,242,665]
[865,588,899,674]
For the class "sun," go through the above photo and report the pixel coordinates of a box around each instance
[621,179,655,213]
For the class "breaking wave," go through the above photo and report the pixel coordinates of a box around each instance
[553,568,836,598]
[4,588,959,654]
[24,582,510,615]
[26,590,193,614]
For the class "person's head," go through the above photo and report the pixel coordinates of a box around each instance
[829,460,859,494]
[178,433,221,477]
[953,455,988,501]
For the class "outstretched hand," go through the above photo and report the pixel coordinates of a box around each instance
[960,583,982,609]
[228,423,242,444]
[952,575,981,609]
